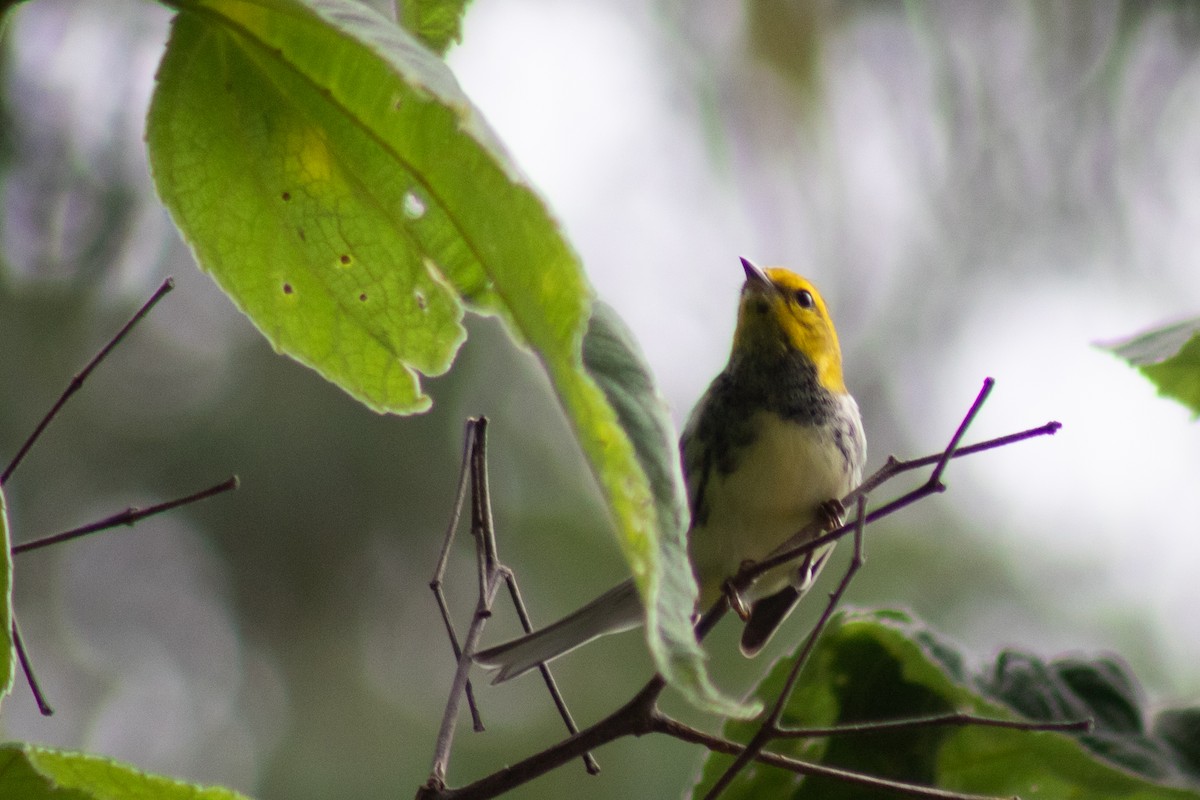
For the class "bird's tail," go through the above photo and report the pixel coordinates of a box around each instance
[473,579,644,683]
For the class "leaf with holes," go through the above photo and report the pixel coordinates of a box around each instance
[147,0,741,714]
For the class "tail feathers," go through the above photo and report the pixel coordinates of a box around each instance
[473,579,644,683]
[739,586,801,656]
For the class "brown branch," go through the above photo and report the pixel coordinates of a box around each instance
[425,418,597,789]
[702,496,868,799]
[2,277,175,486]
[11,616,52,716]
[653,715,1014,800]
[776,712,1093,738]
[11,476,240,555]
[429,420,486,733]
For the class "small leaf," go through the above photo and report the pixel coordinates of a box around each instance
[0,743,252,799]
[396,0,472,55]
[1101,318,1200,417]
[0,487,13,711]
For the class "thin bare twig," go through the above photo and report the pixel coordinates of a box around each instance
[1,278,175,486]
[654,715,1013,800]
[776,712,1093,738]
[429,420,485,733]
[744,380,1052,591]
[11,476,240,556]
[11,616,52,716]
[426,418,597,788]
[703,495,869,799]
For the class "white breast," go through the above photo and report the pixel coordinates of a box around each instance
[688,398,863,606]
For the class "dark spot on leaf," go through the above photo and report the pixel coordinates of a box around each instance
[281,191,291,201]
[415,291,427,310]
[297,228,306,241]
[359,293,367,302]
[283,283,294,295]
[340,254,351,265]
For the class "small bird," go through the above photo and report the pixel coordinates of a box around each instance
[473,258,865,682]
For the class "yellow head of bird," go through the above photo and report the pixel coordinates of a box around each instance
[732,258,846,394]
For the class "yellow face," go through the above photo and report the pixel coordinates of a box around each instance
[732,266,846,394]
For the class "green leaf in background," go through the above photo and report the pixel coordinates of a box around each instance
[693,610,1200,798]
[147,0,725,711]
[1102,318,1200,417]
[396,0,472,55]
[0,743,253,799]
[0,486,13,711]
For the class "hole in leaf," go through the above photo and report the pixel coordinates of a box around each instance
[402,192,426,219]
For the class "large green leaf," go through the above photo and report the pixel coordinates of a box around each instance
[693,611,1200,798]
[1102,318,1200,417]
[582,303,752,716]
[0,487,12,710]
[0,743,252,799]
[146,0,730,711]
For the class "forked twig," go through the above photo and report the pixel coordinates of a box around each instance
[701,495,869,799]
[426,418,597,790]
[429,424,485,733]
[1,277,239,717]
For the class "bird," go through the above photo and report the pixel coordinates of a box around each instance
[473,257,865,683]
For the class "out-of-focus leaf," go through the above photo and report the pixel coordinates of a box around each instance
[147,0,720,711]
[395,0,471,55]
[693,610,1200,798]
[1102,318,1200,417]
[0,743,252,799]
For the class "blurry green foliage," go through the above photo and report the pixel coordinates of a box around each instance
[1104,319,1200,418]
[695,611,1200,799]
[396,0,472,54]
[0,743,252,800]
[0,488,11,710]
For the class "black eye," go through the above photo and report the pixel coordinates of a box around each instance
[794,289,814,309]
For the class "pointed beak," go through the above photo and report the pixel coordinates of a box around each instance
[740,257,771,291]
